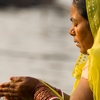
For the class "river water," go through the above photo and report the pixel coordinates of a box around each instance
[0,3,79,96]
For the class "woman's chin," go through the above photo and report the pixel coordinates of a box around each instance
[80,49,87,54]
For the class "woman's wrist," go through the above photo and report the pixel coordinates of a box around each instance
[32,80,65,100]
[45,83,64,99]
[33,85,61,100]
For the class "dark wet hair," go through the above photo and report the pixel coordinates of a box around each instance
[72,0,88,20]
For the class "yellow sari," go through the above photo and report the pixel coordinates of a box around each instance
[72,0,100,100]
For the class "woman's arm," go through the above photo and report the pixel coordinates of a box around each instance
[0,76,93,100]
[0,76,70,100]
[70,77,93,100]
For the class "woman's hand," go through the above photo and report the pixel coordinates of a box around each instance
[0,76,42,100]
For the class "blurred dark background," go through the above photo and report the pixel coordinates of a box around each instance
[0,0,54,7]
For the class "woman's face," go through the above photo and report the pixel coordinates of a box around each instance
[69,4,94,54]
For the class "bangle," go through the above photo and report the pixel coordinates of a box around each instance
[33,81,64,100]
[33,85,61,100]
[48,96,61,100]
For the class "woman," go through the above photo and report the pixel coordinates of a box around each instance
[0,0,99,100]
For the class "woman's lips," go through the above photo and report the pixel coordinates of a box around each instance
[76,42,79,47]
[74,41,80,47]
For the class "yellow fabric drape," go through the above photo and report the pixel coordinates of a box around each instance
[72,0,100,100]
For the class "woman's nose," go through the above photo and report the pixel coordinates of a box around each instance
[69,28,75,36]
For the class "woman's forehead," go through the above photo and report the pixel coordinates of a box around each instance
[70,4,86,22]
[70,5,79,18]
[70,4,77,15]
